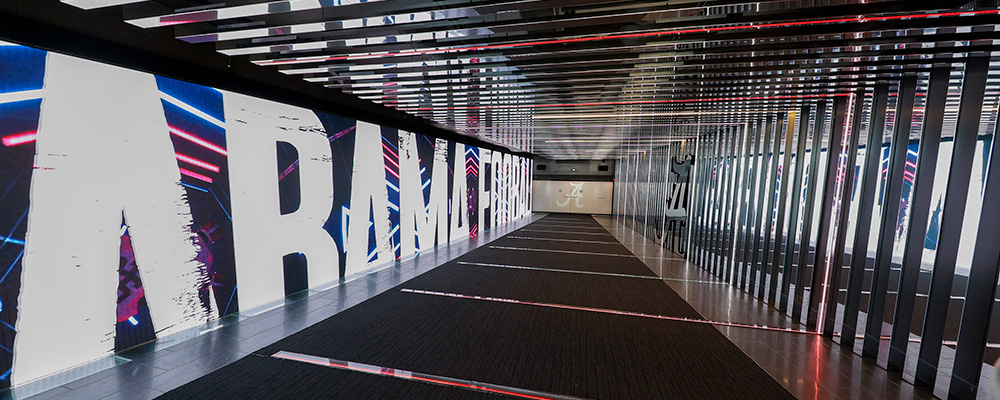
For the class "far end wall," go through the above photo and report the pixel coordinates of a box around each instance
[532,180,613,214]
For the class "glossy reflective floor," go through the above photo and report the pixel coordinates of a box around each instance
[595,216,937,400]
[19,215,544,400]
[21,213,941,400]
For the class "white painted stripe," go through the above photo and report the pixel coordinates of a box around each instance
[537,220,599,225]
[489,245,686,261]
[519,229,613,236]
[273,351,590,400]
[457,261,727,284]
[488,245,636,258]
[530,224,608,230]
[401,289,814,334]
[505,236,619,245]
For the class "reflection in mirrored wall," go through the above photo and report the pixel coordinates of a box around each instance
[661,60,1000,399]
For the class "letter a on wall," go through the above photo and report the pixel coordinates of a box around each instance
[14,54,212,384]
[345,121,393,276]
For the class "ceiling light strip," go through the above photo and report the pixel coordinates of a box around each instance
[256,9,1000,66]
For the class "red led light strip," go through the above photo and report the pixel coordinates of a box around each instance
[258,9,1000,66]
[1,131,37,147]
[271,351,590,400]
[401,288,817,335]
[175,153,221,172]
[169,126,228,156]
[179,167,213,183]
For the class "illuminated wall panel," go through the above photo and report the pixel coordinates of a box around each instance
[0,43,530,388]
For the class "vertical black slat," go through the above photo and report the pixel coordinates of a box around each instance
[822,86,874,337]
[698,132,716,269]
[711,130,727,274]
[617,154,625,220]
[915,54,991,388]
[621,151,631,219]
[888,66,950,372]
[687,143,701,262]
[719,128,739,278]
[684,137,697,255]
[736,121,755,289]
[731,123,754,283]
[694,134,710,267]
[722,128,742,281]
[625,153,633,226]
[629,150,637,221]
[613,156,620,219]
[794,101,829,321]
[758,113,787,299]
[664,144,675,248]
[642,140,655,231]
[839,83,892,347]
[696,133,715,267]
[740,120,765,290]
[716,128,733,275]
[864,76,918,358]
[686,137,700,257]
[780,105,813,311]
[711,129,728,274]
[699,134,716,267]
[683,142,696,256]
[778,105,819,312]
[949,103,1000,399]
[769,112,798,305]
[690,139,704,262]
[749,117,776,294]
[636,149,644,228]
[658,146,668,249]
[807,94,852,330]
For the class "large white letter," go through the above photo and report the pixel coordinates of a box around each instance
[426,139,450,246]
[345,122,393,276]
[450,143,470,241]
[398,131,421,256]
[478,149,492,234]
[226,91,340,311]
[398,133,449,255]
[494,153,511,226]
[15,54,211,384]
[510,156,521,219]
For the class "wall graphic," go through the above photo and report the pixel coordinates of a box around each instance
[666,155,693,218]
[532,181,613,214]
[0,43,531,388]
[614,141,695,251]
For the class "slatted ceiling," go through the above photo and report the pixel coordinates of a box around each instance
[60,0,1000,160]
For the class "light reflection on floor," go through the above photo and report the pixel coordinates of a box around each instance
[595,216,936,400]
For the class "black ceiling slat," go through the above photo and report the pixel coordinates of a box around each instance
[241,2,965,62]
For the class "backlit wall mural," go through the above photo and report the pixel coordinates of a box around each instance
[0,43,531,388]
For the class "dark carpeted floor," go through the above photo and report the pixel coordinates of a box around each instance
[158,214,795,400]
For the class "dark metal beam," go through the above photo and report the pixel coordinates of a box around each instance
[914,54,991,388]
[887,65,951,372]
[840,83,892,347]
[807,93,851,332]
